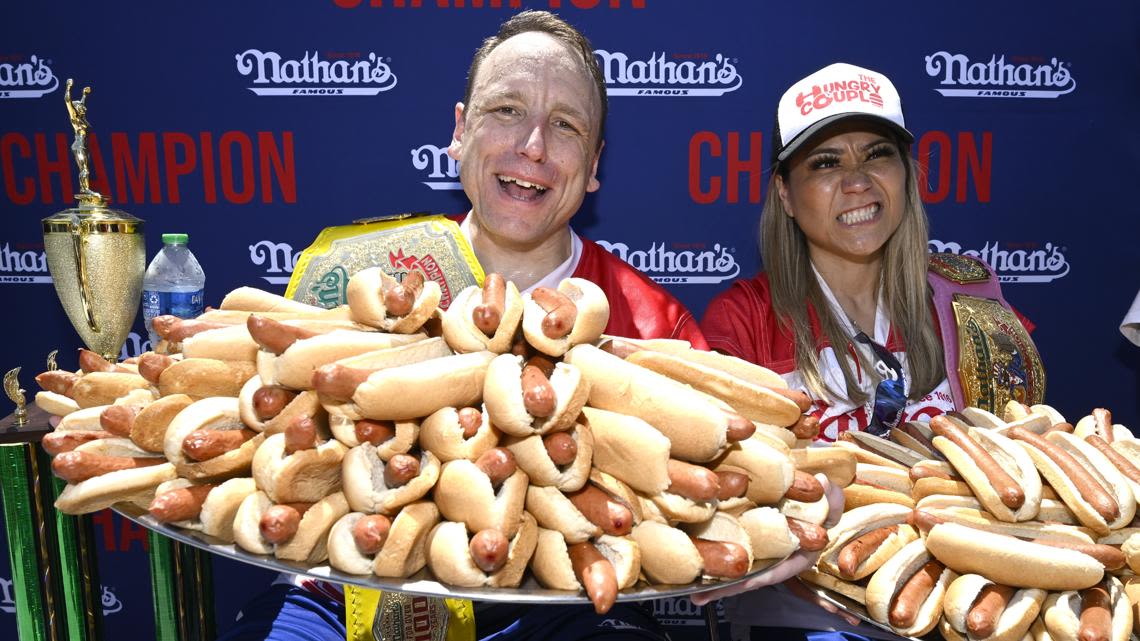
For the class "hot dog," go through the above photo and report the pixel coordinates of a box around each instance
[41,429,118,455]
[483,353,589,437]
[520,278,609,357]
[502,421,594,492]
[530,530,639,615]
[940,574,1047,641]
[129,393,195,453]
[146,477,257,543]
[164,396,266,480]
[424,513,538,588]
[154,357,257,400]
[817,503,918,581]
[1042,576,1133,641]
[342,444,439,516]
[441,275,525,354]
[932,415,1043,523]
[346,266,441,334]
[153,316,231,344]
[232,490,349,563]
[328,502,440,577]
[434,452,528,538]
[255,323,427,390]
[52,439,177,515]
[865,538,956,636]
[252,416,347,504]
[632,511,756,584]
[416,405,499,463]
[237,376,330,438]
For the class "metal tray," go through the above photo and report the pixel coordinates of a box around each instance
[115,505,776,604]
[800,580,921,641]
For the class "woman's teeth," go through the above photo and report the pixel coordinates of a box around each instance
[838,204,878,225]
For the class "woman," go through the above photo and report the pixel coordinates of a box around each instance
[697,62,1043,640]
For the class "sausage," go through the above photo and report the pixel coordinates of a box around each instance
[1086,435,1140,485]
[909,464,954,482]
[1078,582,1112,641]
[666,459,720,502]
[283,416,318,455]
[1046,422,1076,435]
[568,542,618,615]
[383,270,424,318]
[311,364,373,402]
[258,502,313,544]
[469,528,510,573]
[78,349,126,373]
[1093,408,1114,444]
[99,404,139,437]
[1008,426,1119,522]
[252,387,297,422]
[36,370,79,396]
[457,407,483,439]
[181,428,258,461]
[888,560,944,628]
[152,316,228,342]
[837,525,898,579]
[690,537,750,579]
[906,509,945,534]
[724,412,756,441]
[567,484,634,536]
[766,386,812,412]
[51,451,165,483]
[351,514,392,556]
[354,419,396,446]
[791,414,821,440]
[783,470,825,503]
[474,448,517,489]
[472,273,506,337]
[148,484,217,523]
[384,454,421,488]
[41,430,117,455]
[1030,538,1126,571]
[715,471,750,500]
[931,415,1024,510]
[246,315,318,355]
[966,583,1017,639]
[531,287,577,339]
[899,422,939,453]
[786,517,828,551]
[543,432,578,466]
[138,352,176,385]
[521,363,557,418]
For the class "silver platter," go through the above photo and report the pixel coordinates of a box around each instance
[114,505,777,603]
[800,581,921,641]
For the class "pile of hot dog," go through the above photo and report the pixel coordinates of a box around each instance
[803,404,1140,641]
[33,270,836,614]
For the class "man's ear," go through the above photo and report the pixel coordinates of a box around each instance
[447,102,465,160]
[776,174,793,217]
[586,140,604,193]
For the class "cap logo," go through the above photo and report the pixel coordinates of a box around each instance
[795,74,884,117]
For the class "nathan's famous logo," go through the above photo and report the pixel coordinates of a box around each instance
[235,49,397,95]
[925,52,1075,98]
[596,240,739,284]
[0,577,121,615]
[928,240,1069,283]
[119,332,152,360]
[0,243,52,283]
[249,240,301,285]
[594,50,742,96]
[0,55,58,99]
[411,144,461,190]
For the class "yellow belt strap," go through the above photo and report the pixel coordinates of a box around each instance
[345,585,475,641]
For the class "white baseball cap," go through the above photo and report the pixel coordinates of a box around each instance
[775,62,912,162]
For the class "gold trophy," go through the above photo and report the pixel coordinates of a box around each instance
[42,79,145,362]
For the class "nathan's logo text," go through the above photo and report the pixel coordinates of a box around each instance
[929,240,1069,283]
[595,50,741,96]
[597,241,739,284]
[249,240,300,285]
[119,332,151,360]
[0,55,58,99]
[334,1,646,9]
[411,144,461,190]
[236,50,397,95]
[0,243,51,283]
[925,52,1075,98]
[0,577,122,615]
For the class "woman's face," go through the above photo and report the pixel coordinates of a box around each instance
[776,121,908,267]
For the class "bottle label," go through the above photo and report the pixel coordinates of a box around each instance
[141,289,204,323]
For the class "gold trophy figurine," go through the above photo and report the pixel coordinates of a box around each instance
[42,80,146,362]
[4,368,28,427]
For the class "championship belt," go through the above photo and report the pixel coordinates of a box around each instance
[927,253,1046,412]
[285,213,484,310]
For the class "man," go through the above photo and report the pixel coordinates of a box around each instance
[221,11,832,641]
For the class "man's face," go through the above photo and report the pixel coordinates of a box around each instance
[449,32,603,251]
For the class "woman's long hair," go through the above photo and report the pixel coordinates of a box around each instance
[760,142,943,404]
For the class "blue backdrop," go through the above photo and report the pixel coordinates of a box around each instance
[3,1,1139,638]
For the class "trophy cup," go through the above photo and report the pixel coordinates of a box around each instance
[42,79,145,362]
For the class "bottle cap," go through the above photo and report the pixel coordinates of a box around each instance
[162,233,189,244]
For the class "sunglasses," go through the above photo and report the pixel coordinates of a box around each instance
[853,332,906,437]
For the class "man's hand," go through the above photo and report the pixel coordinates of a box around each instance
[689,473,845,606]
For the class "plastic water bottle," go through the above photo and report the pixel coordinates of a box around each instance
[141,233,205,348]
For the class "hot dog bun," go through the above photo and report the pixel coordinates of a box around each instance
[151,477,257,542]
[327,501,440,577]
[710,436,795,506]
[70,371,152,409]
[425,512,538,588]
[347,351,495,422]
[818,503,918,581]
[220,286,326,314]
[530,530,640,606]
[252,430,347,504]
[263,329,427,390]
[932,421,1042,522]
[155,357,256,400]
[942,574,1046,641]
[865,538,956,636]
[483,354,589,437]
[434,458,528,538]
[418,405,499,463]
[441,279,524,354]
[503,421,593,492]
[231,490,349,563]
[1042,576,1132,641]
[342,446,440,515]
[346,267,441,334]
[53,439,177,515]
[579,406,669,495]
[164,396,265,480]
[521,278,609,357]
[35,390,80,416]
